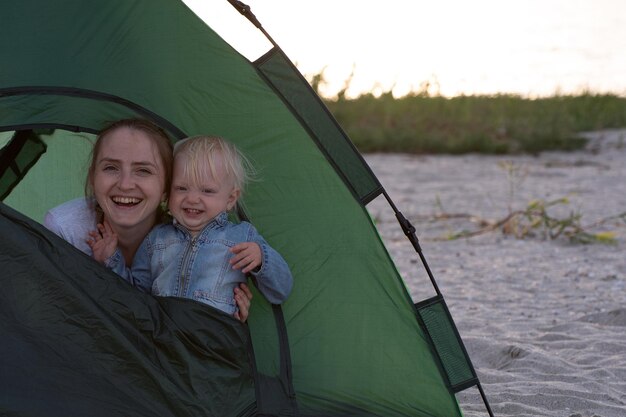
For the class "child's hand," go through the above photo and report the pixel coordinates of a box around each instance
[87,220,118,264]
[229,242,262,274]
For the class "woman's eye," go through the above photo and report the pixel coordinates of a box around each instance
[136,168,153,176]
[102,165,118,172]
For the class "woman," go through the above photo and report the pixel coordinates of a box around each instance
[44,118,252,320]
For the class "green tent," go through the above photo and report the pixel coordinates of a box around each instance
[0,1,492,416]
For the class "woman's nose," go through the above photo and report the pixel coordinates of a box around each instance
[117,170,135,190]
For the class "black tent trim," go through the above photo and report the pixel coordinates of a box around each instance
[241,2,495,414]
[415,295,495,416]
[252,305,299,417]
[244,13,495,416]
[253,48,383,206]
[235,207,297,416]
[0,130,47,199]
[382,195,496,416]
[0,86,187,139]
[272,304,297,402]
[0,123,95,134]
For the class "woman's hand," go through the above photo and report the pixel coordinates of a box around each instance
[233,283,253,322]
[87,219,118,263]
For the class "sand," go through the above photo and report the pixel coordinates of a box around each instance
[364,129,626,417]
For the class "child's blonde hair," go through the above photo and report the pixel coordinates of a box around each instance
[173,135,252,194]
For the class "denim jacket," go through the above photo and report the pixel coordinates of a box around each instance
[107,212,293,315]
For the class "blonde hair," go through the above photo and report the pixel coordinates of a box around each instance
[173,135,253,195]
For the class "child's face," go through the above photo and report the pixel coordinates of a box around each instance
[168,153,240,236]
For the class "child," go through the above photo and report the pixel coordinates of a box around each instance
[89,135,293,317]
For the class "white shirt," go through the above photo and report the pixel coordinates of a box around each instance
[44,197,98,256]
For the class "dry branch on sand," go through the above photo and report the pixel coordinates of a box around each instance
[426,197,626,244]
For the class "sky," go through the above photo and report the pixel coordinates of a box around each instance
[182,0,626,98]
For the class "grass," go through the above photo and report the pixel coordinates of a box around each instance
[317,81,626,154]
[314,73,626,243]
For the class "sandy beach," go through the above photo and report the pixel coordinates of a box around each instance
[364,130,626,417]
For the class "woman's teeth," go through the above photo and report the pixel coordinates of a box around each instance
[112,196,140,205]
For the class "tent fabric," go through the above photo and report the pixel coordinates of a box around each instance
[0,202,257,417]
[0,0,476,416]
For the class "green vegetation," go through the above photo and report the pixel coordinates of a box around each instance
[424,161,626,244]
[321,89,626,154]
[438,196,625,245]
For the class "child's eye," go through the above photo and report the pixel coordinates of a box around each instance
[202,188,215,194]
[174,185,187,191]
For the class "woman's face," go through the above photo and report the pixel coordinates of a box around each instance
[92,127,167,234]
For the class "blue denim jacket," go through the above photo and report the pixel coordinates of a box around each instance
[107,212,293,315]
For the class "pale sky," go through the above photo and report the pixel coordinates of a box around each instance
[183,0,626,98]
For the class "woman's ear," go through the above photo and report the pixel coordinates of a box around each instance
[160,192,168,211]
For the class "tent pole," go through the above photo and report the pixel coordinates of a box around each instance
[383,188,495,417]
[382,189,443,297]
[225,3,493,414]
[226,0,279,48]
[477,382,496,417]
